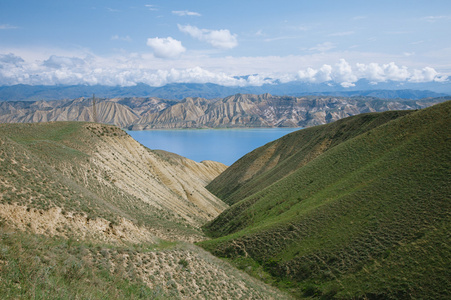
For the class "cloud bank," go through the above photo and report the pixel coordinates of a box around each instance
[178,24,238,49]
[0,52,447,88]
[297,59,447,87]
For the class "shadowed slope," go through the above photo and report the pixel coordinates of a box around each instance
[200,101,451,299]
[207,109,412,205]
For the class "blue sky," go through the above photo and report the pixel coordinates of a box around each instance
[1,0,450,87]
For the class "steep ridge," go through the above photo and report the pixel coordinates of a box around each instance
[132,97,208,129]
[0,121,294,299]
[200,101,451,299]
[0,122,227,241]
[207,110,412,205]
[1,94,448,129]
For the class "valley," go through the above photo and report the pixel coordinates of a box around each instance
[0,100,449,299]
[2,1,450,299]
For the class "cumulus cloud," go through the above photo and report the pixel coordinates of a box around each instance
[43,55,86,69]
[298,65,332,83]
[0,53,24,66]
[178,24,238,49]
[172,10,201,17]
[297,59,446,87]
[146,37,186,58]
[0,52,447,88]
[409,67,441,82]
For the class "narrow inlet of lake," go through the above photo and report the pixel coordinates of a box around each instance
[127,128,301,166]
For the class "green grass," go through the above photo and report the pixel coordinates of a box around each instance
[207,110,412,206]
[0,222,171,299]
[200,101,451,298]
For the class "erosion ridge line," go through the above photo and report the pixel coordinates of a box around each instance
[0,93,448,130]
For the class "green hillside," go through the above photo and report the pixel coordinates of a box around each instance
[200,101,451,298]
[207,109,412,206]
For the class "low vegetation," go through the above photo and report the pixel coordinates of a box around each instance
[0,221,289,299]
[201,101,451,298]
[0,121,292,299]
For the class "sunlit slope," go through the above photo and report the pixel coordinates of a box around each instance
[0,122,228,242]
[0,122,296,299]
[200,101,451,299]
[207,109,411,205]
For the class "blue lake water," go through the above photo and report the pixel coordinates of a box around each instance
[127,128,301,166]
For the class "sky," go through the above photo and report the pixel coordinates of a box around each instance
[0,0,450,87]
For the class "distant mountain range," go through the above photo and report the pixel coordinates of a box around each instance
[1,94,449,129]
[0,79,450,101]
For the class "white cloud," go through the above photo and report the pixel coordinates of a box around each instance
[297,60,446,87]
[172,10,201,17]
[0,51,447,88]
[309,42,336,52]
[409,67,439,82]
[0,53,24,66]
[178,24,238,49]
[298,65,332,83]
[43,55,86,69]
[146,37,186,58]
[332,59,358,86]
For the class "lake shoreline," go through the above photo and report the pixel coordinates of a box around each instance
[127,128,301,166]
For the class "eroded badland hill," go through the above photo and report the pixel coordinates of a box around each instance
[0,122,290,299]
[1,94,449,130]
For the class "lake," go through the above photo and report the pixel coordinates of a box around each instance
[127,128,301,166]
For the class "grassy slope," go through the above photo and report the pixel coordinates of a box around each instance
[0,225,169,299]
[207,110,412,206]
[200,101,451,299]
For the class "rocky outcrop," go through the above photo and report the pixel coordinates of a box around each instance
[0,94,448,129]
